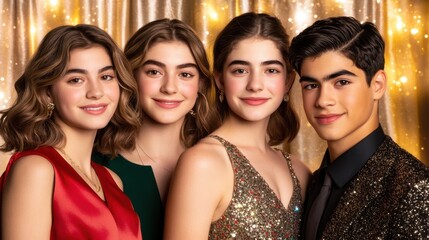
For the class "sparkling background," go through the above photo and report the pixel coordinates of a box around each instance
[0,0,427,172]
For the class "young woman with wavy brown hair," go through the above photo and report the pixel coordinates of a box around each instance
[93,18,216,239]
[0,24,141,239]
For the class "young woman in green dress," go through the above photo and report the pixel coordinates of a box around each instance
[93,18,215,240]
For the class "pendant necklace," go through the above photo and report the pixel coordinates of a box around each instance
[55,147,101,193]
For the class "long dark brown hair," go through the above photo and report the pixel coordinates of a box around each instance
[212,12,300,145]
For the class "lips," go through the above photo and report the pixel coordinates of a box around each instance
[315,114,343,125]
[241,97,269,106]
[81,104,108,114]
[154,99,182,109]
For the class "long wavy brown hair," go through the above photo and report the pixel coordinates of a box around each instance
[0,24,140,156]
[124,18,217,147]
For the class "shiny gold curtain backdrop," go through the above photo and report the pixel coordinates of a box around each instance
[0,0,428,172]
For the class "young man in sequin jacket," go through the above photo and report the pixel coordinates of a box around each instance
[289,16,429,239]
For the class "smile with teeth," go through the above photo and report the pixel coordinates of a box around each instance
[81,104,108,114]
[83,106,105,111]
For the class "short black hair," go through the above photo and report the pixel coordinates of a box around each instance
[289,16,384,85]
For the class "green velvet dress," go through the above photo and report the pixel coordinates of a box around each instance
[92,152,164,240]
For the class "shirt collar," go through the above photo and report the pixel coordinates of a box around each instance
[320,126,386,188]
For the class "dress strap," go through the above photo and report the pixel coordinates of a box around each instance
[209,135,230,147]
[278,149,303,212]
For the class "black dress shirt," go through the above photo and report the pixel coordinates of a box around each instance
[301,126,386,239]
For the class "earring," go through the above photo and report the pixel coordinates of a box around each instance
[47,103,55,118]
[219,90,224,103]
[283,94,289,102]
[189,109,196,117]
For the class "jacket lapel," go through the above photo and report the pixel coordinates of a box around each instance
[322,138,396,238]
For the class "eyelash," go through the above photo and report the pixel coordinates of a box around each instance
[67,77,82,84]
[336,80,350,86]
[230,68,281,75]
[66,73,115,84]
[302,83,318,90]
[146,69,161,75]
[231,68,248,74]
[266,68,280,74]
[180,72,195,78]
[101,74,115,81]
[302,79,351,90]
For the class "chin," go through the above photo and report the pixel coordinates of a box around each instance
[312,129,340,142]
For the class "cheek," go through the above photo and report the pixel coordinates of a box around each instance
[223,79,244,96]
[105,83,120,102]
[301,91,316,108]
[268,78,287,95]
[343,85,368,103]
[54,89,81,106]
[138,77,159,97]
[180,80,199,99]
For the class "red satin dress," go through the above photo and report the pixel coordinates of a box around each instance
[0,146,142,240]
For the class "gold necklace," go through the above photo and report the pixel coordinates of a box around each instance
[136,142,156,163]
[135,142,174,173]
[55,147,101,193]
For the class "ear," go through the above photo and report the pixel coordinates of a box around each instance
[214,71,224,91]
[285,71,297,94]
[371,70,387,100]
[45,88,52,101]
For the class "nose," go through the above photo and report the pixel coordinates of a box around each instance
[316,85,335,108]
[160,73,178,94]
[86,79,104,99]
[246,71,264,92]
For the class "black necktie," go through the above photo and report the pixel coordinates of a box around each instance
[305,172,332,240]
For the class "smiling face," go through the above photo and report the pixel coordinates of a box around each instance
[49,45,120,132]
[135,41,199,125]
[218,37,287,122]
[299,51,385,151]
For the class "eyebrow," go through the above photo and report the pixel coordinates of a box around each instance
[142,59,198,69]
[299,69,358,83]
[227,60,284,68]
[65,66,114,75]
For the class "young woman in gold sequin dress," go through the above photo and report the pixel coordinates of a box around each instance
[164,12,311,239]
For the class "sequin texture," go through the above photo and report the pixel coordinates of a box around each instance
[321,137,429,239]
[208,135,302,239]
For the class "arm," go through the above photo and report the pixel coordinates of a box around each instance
[164,145,230,240]
[2,155,54,240]
[392,178,429,238]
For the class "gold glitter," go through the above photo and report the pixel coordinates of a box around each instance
[208,135,302,239]
[321,137,429,239]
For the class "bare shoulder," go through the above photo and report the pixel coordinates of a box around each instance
[164,136,233,239]
[7,155,54,182]
[2,154,54,239]
[177,136,230,174]
[104,167,123,190]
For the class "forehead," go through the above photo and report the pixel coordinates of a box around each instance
[300,51,364,80]
[226,38,284,63]
[68,46,112,67]
[145,41,194,60]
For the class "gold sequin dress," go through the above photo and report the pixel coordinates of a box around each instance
[208,135,302,239]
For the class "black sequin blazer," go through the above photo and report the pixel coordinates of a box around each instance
[318,137,429,239]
